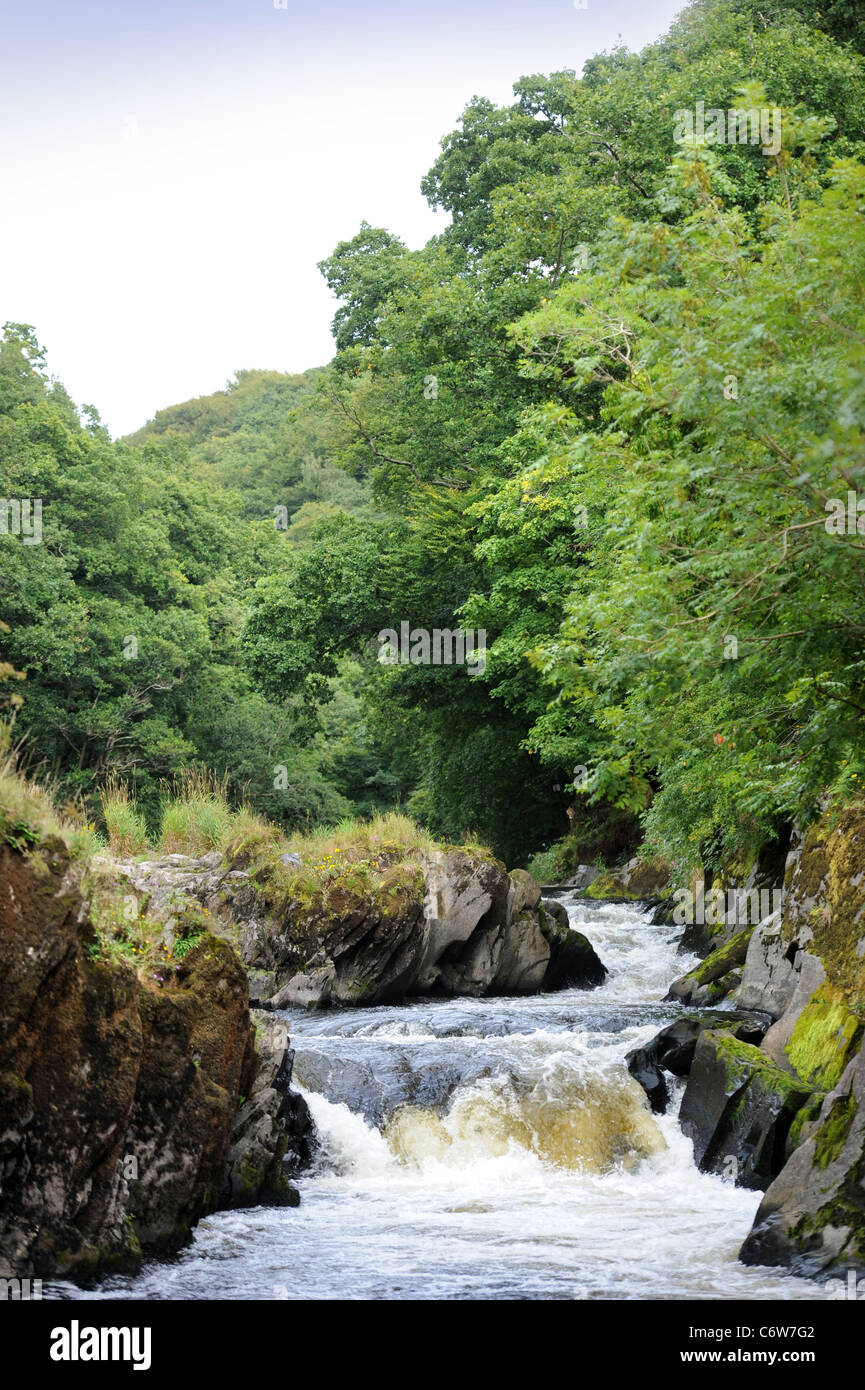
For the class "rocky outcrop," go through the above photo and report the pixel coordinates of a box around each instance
[223,1014,315,1209]
[731,811,865,1274]
[116,849,607,1009]
[678,1030,814,1190]
[740,1040,865,1274]
[652,807,865,1278]
[0,839,311,1282]
[665,924,755,1007]
[626,1011,770,1116]
[584,856,670,903]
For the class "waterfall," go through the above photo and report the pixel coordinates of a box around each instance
[48,896,819,1301]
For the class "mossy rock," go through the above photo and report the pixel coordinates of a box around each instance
[666,924,754,1004]
[679,1030,815,1190]
[584,871,640,902]
[783,808,865,1012]
[690,925,755,987]
[786,982,864,1091]
[813,1092,859,1172]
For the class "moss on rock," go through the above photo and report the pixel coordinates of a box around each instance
[786,982,864,1091]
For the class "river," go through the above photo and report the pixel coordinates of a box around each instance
[50,893,819,1301]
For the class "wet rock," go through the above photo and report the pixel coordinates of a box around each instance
[626,1012,771,1114]
[223,1015,315,1208]
[678,1030,814,1190]
[540,897,570,928]
[539,914,608,991]
[626,1051,669,1114]
[665,924,755,1006]
[739,1038,865,1274]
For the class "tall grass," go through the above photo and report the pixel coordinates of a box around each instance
[0,727,103,860]
[100,773,149,857]
[158,768,236,854]
[284,811,436,864]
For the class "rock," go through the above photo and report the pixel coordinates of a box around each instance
[621,857,671,899]
[493,910,550,992]
[725,808,865,1276]
[540,897,569,928]
[0,840,259,1281]
[247,968,279,1006]
[539,912,608,991]
[561,864,600,890]
[235,849,605,1007]
[665,924,756,1006]
[758,953,829,1071]
[625,1011,771,1114]
[676,840,790,957]
[626,1051,669,1114]
[678,1030,814,1190]
[740,1037,865,1275]
[735,910,818,1017]
[223,1015,315,1208]
[109,844,607,1009]
[584,856,670,903]
[508,868,541,913]
[280,853,301,867]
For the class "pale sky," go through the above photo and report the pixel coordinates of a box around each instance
[0,0,685,436]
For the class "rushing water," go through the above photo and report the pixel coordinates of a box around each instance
[50,894,820,1301]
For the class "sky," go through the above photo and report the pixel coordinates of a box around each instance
[0,0,686,436]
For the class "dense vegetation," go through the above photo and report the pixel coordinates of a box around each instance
[2,0,864,875]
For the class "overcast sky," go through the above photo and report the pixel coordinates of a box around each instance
[0,0,685,436]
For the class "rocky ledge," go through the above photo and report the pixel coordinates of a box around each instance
[112,851,607,1009]
[0,839,311,1282]
[633,808,865,1280]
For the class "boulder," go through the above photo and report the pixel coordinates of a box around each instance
[540,897,570,928]
[539,913,608,991]
[627,1051,669,1114]
[0,840,259,1281]
[666,924,755,1006]
[585,856,670,902]
[508,868,542,913]
[223,1015,315,1208]
[678,1030,814,1190]
[626,1011,771,1114]
[560,864,601,890]
[740,1036,865,1275]
[244,854,605,1006]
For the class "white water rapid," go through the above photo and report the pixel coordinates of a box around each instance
[51,894,820,1301]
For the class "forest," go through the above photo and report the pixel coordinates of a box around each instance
[2,0,865,879]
